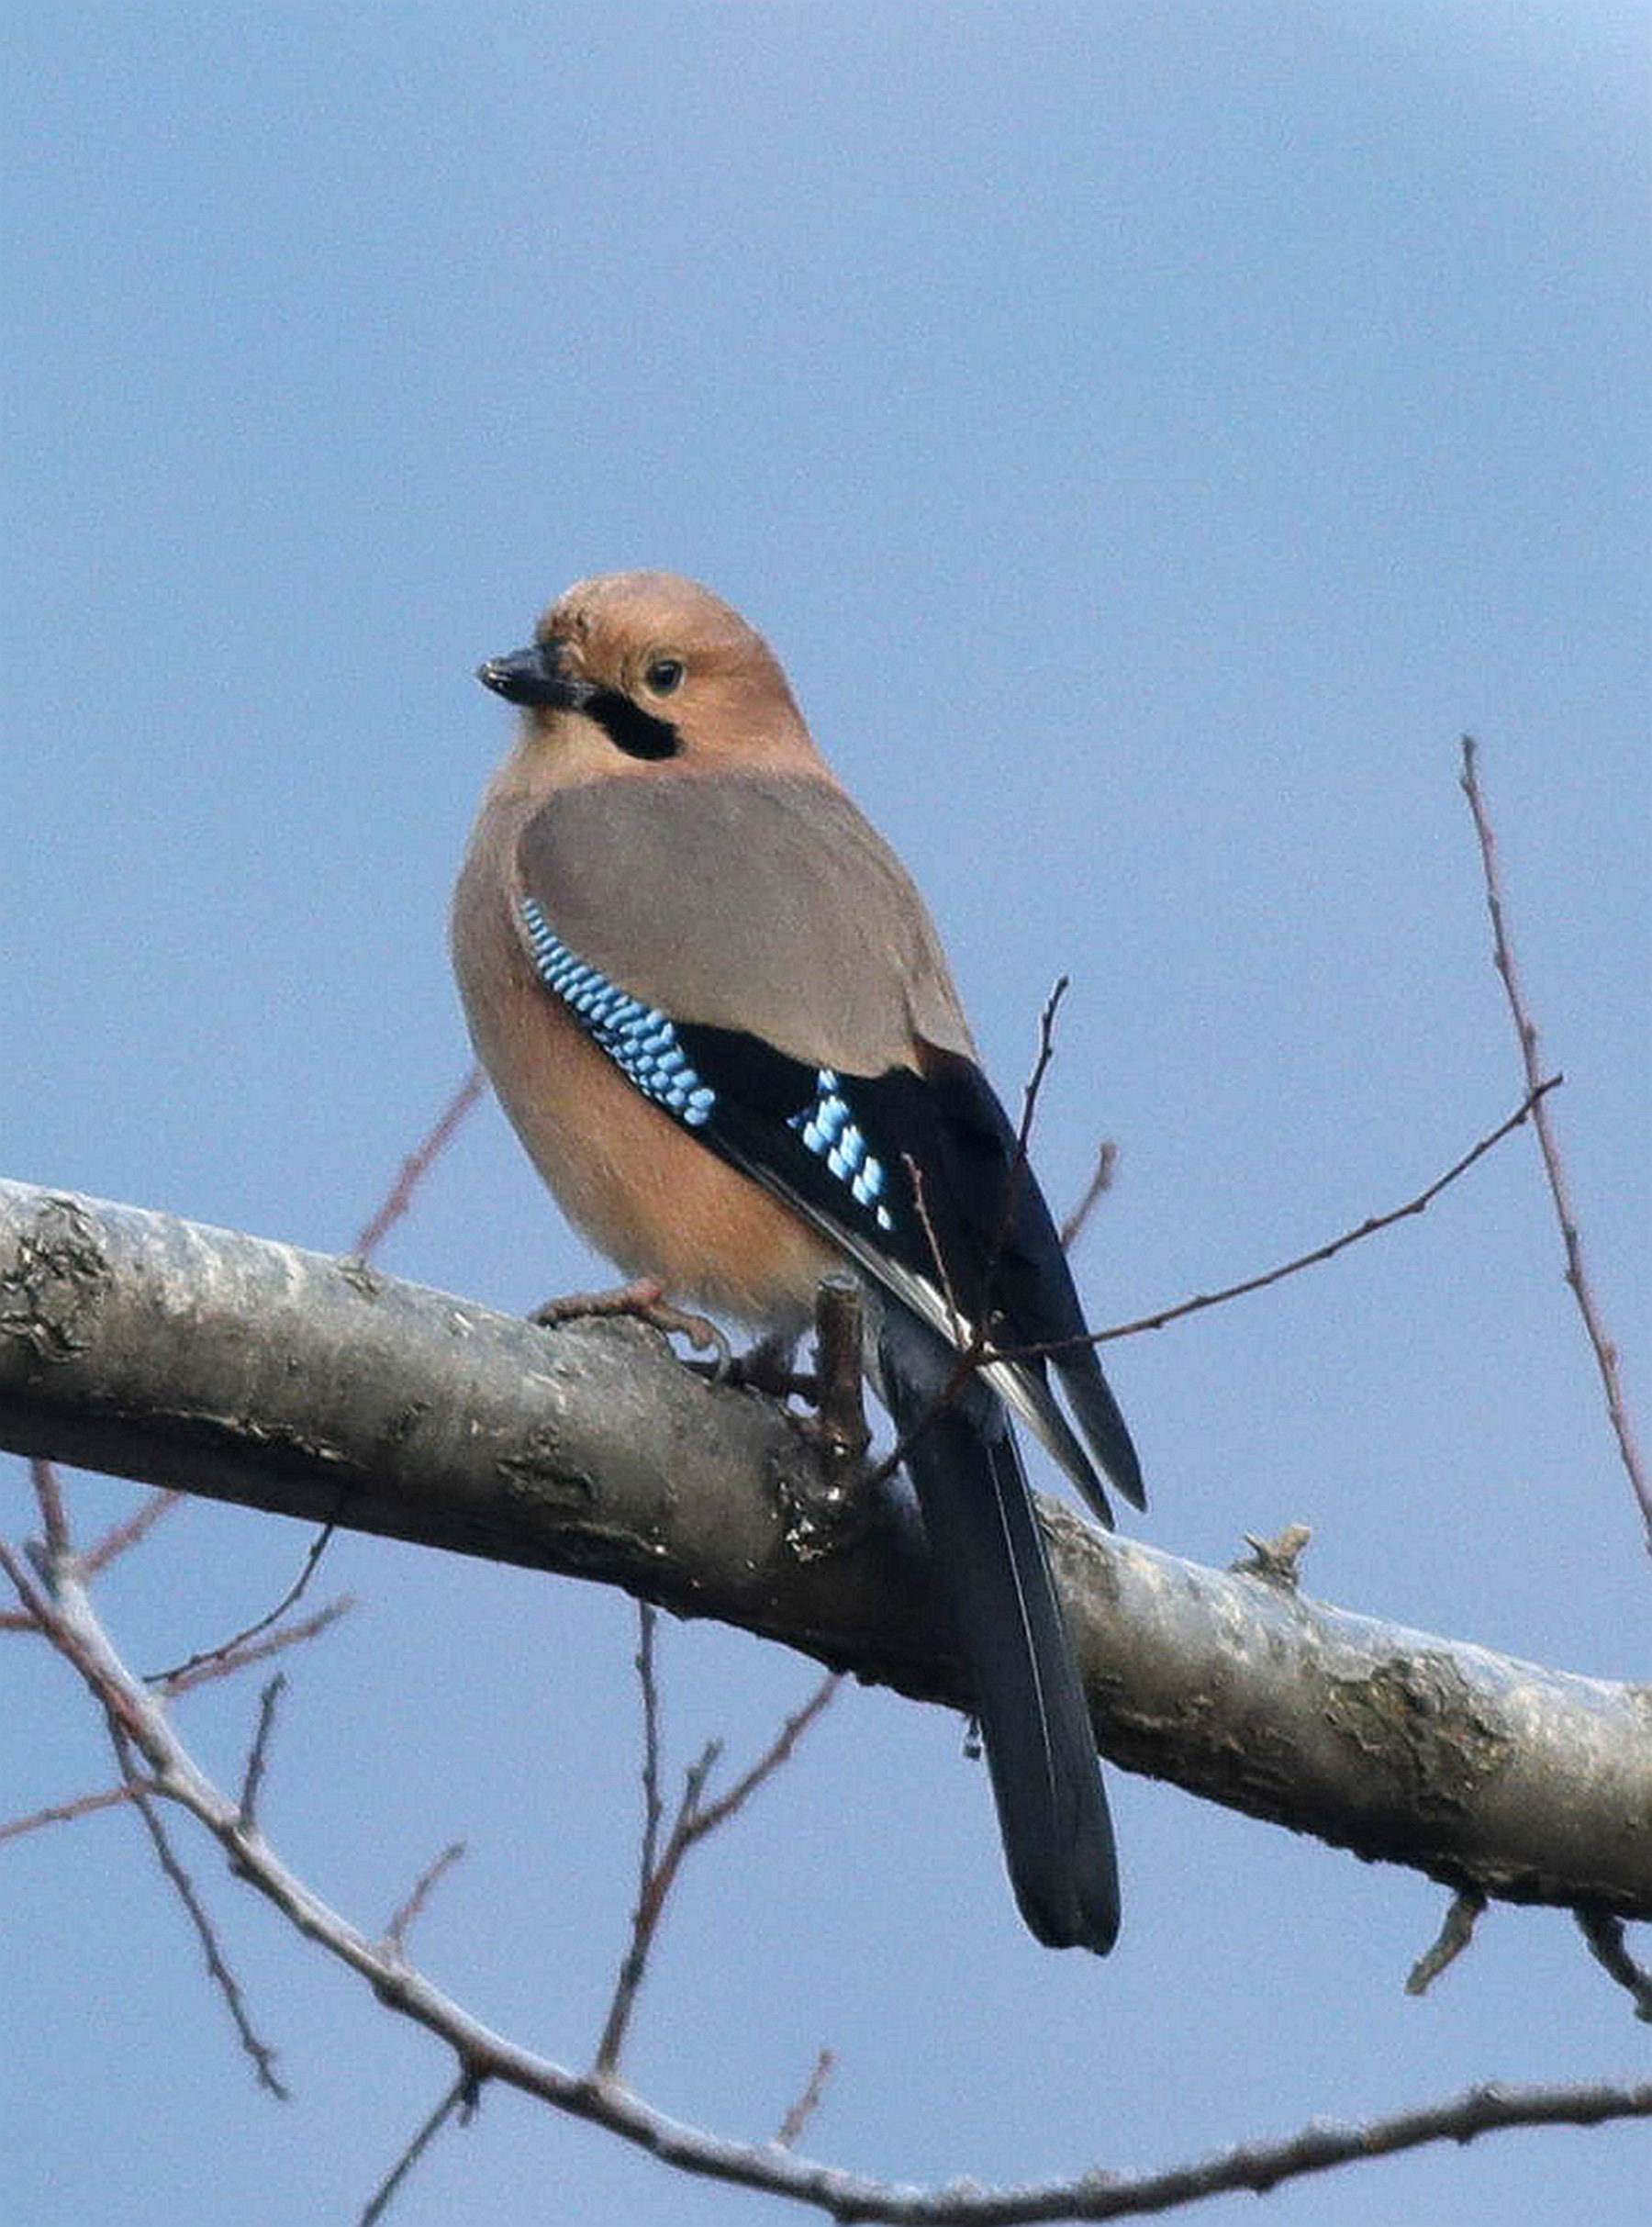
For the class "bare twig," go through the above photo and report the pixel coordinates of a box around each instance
[682,1675,842,1845]
[237,1674,285,1830]
[594,1605,677,2076]
[1018,1079,1559,1364]
[1459,737,1650,1550]
[902,1155,967,1347]
[81,1486,181,1573]
[0,1532,288,2098]
[636,1604,665,1898]
[983,975,1069,1297]
[146,1521,340,1686]
[776,2047,836,2149]
[1059,1140,1117,1255]
[0,1782,140,1842]
[358,2070,479,2226]
[385,1842,469,1957]
[159,1596,354,1696]
[0,1536,52,1634]
[112,1726,289,2099]
[1406,1889,1487,1996]
[595,1610,840,2076]
[1577,1909,1652,2023]
[352,1066,485,1260]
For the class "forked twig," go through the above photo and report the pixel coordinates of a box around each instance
[146,1521,342,1686]
[594,1606,841,2076]
[159,1597,354,1696]
[111,1723,289,2098]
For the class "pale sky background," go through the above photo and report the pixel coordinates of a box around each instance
[4,5,1649,2223]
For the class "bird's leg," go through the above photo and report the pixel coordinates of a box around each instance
[531,1277,731,1367]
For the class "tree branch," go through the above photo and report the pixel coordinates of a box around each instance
[7,1532,1649,2224]
[3,1176,1649,1918]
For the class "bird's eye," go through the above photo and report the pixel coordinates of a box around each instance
[643,655,685,696]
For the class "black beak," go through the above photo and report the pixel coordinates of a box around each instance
[476,639,595,710]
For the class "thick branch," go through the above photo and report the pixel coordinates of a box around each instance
[3,1177,1648,1917]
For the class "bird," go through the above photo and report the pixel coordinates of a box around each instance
[452,571,1144,1953]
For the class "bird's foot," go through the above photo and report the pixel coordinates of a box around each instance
[532,1278,731,1368]
[720,1331,814,1398]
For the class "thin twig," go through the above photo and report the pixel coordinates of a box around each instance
[594,1604,670,2076]
[111,1725,288,2099]
[679,1673,842,1845]
[776,2047,836,2149]
[903,1155,966,1347]
[358,2070,479,2226]
[1013,1079,1559,1365]
[593,1731,720,2077]
[0,1533,289,2099]
[0,1782,140,1842]
[1577,1909,1652,2023]
[1059,1139,1117,1254]
[595,1628,841,2076]
[237,1675,285,1830]
[1459,737,1650,1550]
[352,1066,486,1260]
[158,1596,354,1696]
[81,1487,182,1573]
[385,1842,469,1956]
[636,1604,665,1897]
[984,976,1069,1298]
[146,1521,340,1686]
[0,1536,53,1635]
[1406,1889,1487,1996]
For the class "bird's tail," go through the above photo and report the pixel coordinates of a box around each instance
[884,1345,1121,1954]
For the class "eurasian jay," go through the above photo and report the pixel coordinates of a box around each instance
[452,571,1144,1953]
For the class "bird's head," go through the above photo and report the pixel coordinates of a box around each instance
[478,571,822,781]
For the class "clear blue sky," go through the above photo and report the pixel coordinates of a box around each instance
[5,6,1648,2222]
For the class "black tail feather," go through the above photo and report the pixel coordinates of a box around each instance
[885,1348,1120,1954]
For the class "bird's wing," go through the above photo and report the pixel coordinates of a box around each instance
[513,774,1143,1514]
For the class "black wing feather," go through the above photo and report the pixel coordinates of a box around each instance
[672,1021,1144,1513]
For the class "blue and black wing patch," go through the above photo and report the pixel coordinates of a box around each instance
[519,899,719,1127]
[517,897,1143,1513]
